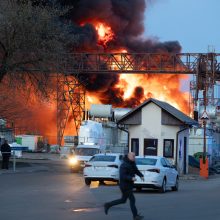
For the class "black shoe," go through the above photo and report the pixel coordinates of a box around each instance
[134,214,144,220]
[104,203,109,215]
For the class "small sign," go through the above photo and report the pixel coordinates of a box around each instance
[11,147,28,151]
[200,111,209,120]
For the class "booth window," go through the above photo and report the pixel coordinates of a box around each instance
[163,139,174,158]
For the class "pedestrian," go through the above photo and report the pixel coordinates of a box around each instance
[104,152,144,220]
[1,140,11,169]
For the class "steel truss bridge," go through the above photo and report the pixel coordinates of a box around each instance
[56,53,220,145]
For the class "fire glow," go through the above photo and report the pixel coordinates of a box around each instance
[95,22,115,47]
[86,23,189,114]
[81,18,189,114]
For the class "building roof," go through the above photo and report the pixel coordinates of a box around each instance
[118,98,198,126]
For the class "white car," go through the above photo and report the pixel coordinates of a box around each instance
[134,156,179,193]
[69,145,104,172]
[83,153,124,185]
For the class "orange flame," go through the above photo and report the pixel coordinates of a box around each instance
[95,22,115,47]
[118,74,189,112]
[87,73,189,114]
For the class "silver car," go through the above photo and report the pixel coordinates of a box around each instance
[134,156,179,193]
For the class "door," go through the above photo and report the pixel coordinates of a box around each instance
[144,139,158,156]
[131,138,139,156]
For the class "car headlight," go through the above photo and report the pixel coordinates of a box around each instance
[69,157,78,165]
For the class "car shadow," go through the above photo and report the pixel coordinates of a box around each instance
[134,188,173,194]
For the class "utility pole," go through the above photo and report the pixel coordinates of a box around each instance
[203,89,207,163]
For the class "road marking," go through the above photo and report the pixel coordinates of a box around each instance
[90,181,100,189]
[64,200,72,203]
[72,207,101,213]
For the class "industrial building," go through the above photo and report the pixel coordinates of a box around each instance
[117,98,198,174]
[82,104,130,153]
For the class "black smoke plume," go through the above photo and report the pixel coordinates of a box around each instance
[58,0,182,107]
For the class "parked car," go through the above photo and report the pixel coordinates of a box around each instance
[83,153,124,185]
[134,156,179,193]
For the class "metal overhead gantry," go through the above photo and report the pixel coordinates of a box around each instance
[56,53,220,145]
[62,53,220,75]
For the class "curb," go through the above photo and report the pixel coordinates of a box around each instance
[179,175,199,180]
[180,173,220,180]
[0,165,50,175]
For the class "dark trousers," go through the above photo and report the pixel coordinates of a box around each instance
[2,156,10,169]
[106,188,138,217]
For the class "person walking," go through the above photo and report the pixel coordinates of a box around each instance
[104,152,144,220]
[1,140,11,169]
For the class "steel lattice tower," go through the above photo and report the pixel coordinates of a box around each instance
[56,55,85,146]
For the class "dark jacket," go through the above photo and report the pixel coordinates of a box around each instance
[119,156,143,191]
[1,143,11,157]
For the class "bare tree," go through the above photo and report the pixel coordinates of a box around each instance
[0,0,76,95]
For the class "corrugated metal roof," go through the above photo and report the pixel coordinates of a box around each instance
[118,98,198,126]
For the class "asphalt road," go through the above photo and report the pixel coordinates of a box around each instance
[0,164,220,220]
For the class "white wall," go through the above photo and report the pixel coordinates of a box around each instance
[129,103,161,155]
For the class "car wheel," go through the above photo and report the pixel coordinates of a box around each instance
[172,177,179,191]
[99,180,105,185]
[85,178,91,186]
[159,178,166,193]
[136,187,142,192]
[115,180,119,185]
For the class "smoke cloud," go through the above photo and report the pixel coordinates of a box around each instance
[58,0,182,107]
[61,0,181,52]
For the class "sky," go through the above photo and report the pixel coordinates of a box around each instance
[145,0,220,53]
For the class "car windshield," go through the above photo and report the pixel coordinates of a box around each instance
[75,148,99,156]
[90,155,116,162]
[136,158,157,166]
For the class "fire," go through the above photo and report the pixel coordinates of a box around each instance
[117,74,189,113]
[88,23,189,114]
[95,22,115,47]
[87,72,189,114]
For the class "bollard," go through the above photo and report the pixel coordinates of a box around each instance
[200,157,208,179]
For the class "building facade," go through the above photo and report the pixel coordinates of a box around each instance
[118,98,198,174]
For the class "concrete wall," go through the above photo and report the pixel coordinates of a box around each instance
[189,128,220,156]
[129,102,161,154]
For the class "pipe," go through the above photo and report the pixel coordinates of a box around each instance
[117,125,129,154]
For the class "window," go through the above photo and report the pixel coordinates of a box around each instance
[75,148,100,156]
[144,139,158,156]
[136,158,157,166]
[119,155,124,161]
[163,139,174,158]
[131,138,139,156]
[90,155,116,162]
[160,158,167,167]
[164,158,172,167]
